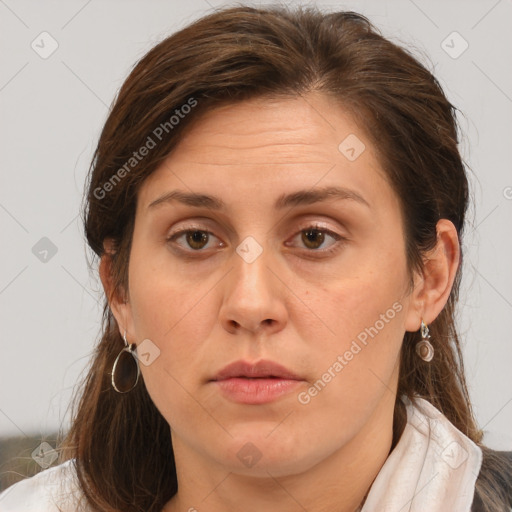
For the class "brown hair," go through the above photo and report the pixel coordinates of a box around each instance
[61,5,511,512]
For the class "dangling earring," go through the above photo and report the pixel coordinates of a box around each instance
[415,320,434,362]
[111,330,140,393]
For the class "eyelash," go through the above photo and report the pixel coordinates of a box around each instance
[166,223,346,257]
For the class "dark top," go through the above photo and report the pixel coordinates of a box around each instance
[472,450,512,512]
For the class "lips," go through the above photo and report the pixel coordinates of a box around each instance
[212,359,301,381]
[211,360,303,405]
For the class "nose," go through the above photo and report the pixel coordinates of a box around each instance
[219,246,288,336]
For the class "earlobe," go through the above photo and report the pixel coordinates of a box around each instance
[404,219,460,331]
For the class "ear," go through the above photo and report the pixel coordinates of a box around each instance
[99,237,135,339]
[404,219,460,332]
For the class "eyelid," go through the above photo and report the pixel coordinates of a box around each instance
[166,222,214,238]
[294,220,341,234]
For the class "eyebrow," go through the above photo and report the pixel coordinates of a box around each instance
[147,185,370,211]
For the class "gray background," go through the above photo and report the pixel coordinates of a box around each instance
[1,0,511,449]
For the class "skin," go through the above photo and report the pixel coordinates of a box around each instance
[100,92,459,512]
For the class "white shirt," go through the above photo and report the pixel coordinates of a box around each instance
[0,396,483,512]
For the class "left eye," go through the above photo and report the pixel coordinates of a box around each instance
[287,226,342,252]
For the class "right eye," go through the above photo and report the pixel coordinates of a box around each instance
[166,228,225,253]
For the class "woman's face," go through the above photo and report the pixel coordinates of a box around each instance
[117,93,420,476]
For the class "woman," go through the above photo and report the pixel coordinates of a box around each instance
[0,5,510,512]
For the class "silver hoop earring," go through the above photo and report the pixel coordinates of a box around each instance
[415,320,434,362]
[111,330,140,393]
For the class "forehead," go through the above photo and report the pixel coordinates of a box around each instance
[137,93,394,215]
[172,94,363,162]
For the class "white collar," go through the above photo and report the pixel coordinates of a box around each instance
[361,395,483,512]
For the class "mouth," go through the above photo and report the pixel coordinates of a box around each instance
[210,359,304,405]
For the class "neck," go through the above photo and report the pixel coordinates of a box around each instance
[164,393,401,512]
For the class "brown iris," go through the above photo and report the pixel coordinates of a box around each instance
[301,228,325,249]
[186,230,209,250]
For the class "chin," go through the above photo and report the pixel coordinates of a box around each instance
[216,429,325,478]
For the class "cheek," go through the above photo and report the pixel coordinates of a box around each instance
[297,250,408,400]
[127,251,222,401]
[304,248,408,342]
[128,243,204,334]
[127,261,215,427]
